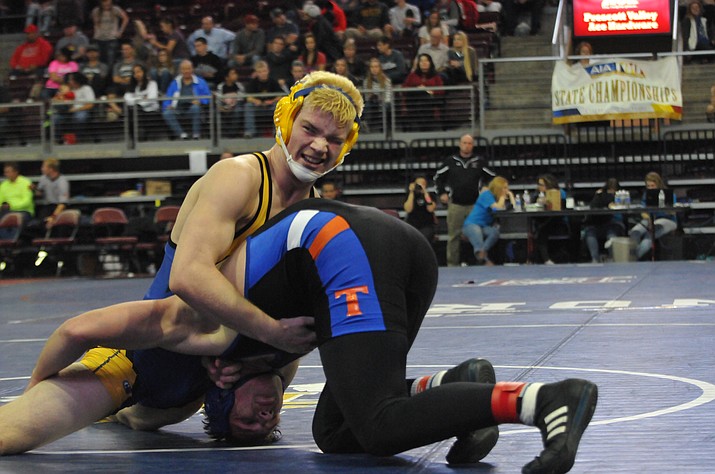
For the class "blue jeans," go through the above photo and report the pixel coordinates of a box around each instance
[162,104,201,137]
[629,218,677,259]
[463,223,500,255]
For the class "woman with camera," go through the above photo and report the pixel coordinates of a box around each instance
[404,176,437,243]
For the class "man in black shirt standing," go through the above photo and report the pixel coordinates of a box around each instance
[434,134,493,266]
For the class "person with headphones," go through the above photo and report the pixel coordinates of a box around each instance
[143,71,363,359]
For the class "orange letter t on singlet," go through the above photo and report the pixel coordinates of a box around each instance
[335,286,369,317]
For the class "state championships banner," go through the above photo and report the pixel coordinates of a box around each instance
[551,56,682,124]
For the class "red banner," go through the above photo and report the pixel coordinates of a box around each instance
[573,0,672,37]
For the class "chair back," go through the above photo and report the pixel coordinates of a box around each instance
[155,205,180,242]
[0,212,25,244]
[92,207,138,245]
[31,209,81,245]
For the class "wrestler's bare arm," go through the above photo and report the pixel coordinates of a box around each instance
[26,298,234,391]
[169,157,316,354]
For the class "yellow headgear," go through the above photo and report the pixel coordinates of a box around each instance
[273,81,360,166]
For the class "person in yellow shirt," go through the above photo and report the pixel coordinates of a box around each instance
[0,162,34,238]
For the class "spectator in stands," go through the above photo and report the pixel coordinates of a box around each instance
[344,0,391,40]
[299,32,328,73]
[162,60,211,140]
[418,10,450,45]
[377,36,408,84]
[477,0,503,13]
[91,0,129,68]
[682,0,715,61]
[243,60,283,138]
[150,48,175,94]
[503,0,544,36]
[463,176,515,265]
[301,2,344,62]
[187,16,236,60]
[582,178,625,263]
[342,38,367,81]
[532,174,568,264]
[267,7,300,46]
[388,0,422,38]
[265,35,299,88]
[9,24,53,77]
[0,162,34,238]
[434,133,489,266]
[140,17,191,67]
[124,64,160,143]
[216,67,246,138]
[401,53,445,130]
[319,180,341,199]
[55,24,89,63]
[286,60,307,92]
[191,37,225,90]
[444,30,477,84]
[571,41,594,66]
[24,0,54,35]
[363,58,392,133]
[404,175,437,243]
[332,57,360,85]
[106,40,138,121]
[51,72,94,143]
[80,43,109,97]
[31,158,70,232]
[414,26,450,72]
[231,14,266,68]
[435,0,460,35]
[629,172,678,260]
[42,47,78,101]
[362,57,392,133]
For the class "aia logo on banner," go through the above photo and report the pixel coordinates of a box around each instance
[334,286,369,317]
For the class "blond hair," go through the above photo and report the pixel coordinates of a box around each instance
[452,31,474,81]
[43,158,61,172]
[488,176,509,197]
[300,71,364,126]
[644,171,666,189]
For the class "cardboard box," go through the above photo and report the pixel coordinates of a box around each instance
[145,179,172,196]
[545,189,562,210]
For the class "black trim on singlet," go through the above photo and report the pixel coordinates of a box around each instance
[232,151,273,241]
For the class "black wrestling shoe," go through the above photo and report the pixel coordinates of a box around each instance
[442,358,500,465]
[522,379,598,474]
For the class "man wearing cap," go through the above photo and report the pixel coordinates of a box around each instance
[267,8,300,46]
[187,16,236,60]
[9,24,53,77]
[300,3,343,62]
[231,14,266,68]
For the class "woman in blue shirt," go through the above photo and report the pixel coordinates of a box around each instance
[463,176,515,265]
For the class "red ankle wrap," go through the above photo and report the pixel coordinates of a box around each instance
[491,381,527,423]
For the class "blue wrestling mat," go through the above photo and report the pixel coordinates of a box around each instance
[2,261,714,472]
